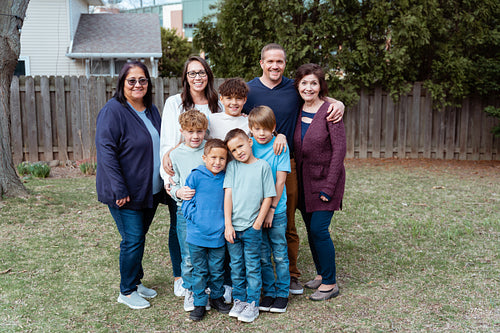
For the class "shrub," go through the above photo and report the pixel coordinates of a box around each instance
[79,162,97,175]
[17,162,51,178]
[16,161,31,176]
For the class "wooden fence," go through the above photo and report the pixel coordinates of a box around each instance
[8,76,500,163]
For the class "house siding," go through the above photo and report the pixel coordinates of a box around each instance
[20,0,87,76]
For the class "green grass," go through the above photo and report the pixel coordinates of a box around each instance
[0,160,499,332]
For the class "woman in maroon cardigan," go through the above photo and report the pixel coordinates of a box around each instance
[293,63,346,301]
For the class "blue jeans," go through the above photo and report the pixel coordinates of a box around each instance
[302,211,336,284]
[108,194,160,295]
[166,195,181,278]
[176,210,193,290]
[189,243,225,306]
[261,211,290,298]
[227,226,262,306]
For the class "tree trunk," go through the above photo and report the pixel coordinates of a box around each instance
[0,0,30,199]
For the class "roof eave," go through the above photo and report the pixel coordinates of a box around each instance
[66,53,162,59]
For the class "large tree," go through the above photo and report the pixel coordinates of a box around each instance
[0,0,29,198]
[194,0,500,108]
[158,27,194,77]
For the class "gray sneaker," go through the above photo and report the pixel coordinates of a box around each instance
[229,299,247,318]
[238,301,259,323]
[184,291,195,311]
[289,277,304,295]
[117,291,150,309]
[184,290,211,311]
[137,283,157,299]
[223,285,232,304]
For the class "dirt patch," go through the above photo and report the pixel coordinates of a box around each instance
[345,158,500,178]
[48,166,88,179]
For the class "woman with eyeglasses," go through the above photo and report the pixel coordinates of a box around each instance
[96,61,166,309]
[159,55,223,298]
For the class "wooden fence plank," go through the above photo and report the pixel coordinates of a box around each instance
[70,76,82,161]
[345,103,355,158]
[481,97,493,160]
[79,77,91,159]
[397,96,407,158]
[470,102,481,160]
[384,93,395,158]
[459,98,469,160]
[55,76,68,162]
[436,108,445,159]
[422,89,432,159]
[25,77,38,161]
[410,83,421,158]
[445,107,457,159]
[10,76,23,164]
[372,87,381,158]
[359,89,368,158]
[40,76,53,161]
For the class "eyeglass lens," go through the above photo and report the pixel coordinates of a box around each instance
[127,78,148,86]
[187,71,207,78]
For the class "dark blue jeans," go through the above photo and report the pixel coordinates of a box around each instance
[302,211,337,285]
[189,243,225,306]
[109,194,160,295]
[165,195,181,278]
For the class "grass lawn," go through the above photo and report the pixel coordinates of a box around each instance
[0,159,499,332]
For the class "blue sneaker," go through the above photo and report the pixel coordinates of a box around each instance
[137,284,157,299]
[117,291,150,309]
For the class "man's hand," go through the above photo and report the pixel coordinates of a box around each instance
[325,98,345,123]
[273,134,287,155]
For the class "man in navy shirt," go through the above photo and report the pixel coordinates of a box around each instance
[243,43,344,295]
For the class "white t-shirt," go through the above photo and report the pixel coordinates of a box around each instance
[159,93,222,181]
[208,112,250,140]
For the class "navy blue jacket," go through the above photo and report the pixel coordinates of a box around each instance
[95,97,163,210]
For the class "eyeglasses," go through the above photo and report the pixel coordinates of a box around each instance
[186,70,207,78]
[126,78,149,86]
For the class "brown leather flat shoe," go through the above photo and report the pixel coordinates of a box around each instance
[309,284,339,301]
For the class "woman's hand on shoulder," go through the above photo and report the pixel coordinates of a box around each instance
[162,152,175,176]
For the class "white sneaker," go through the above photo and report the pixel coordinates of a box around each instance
[184,290,211,312]
[238,301,259,323]
[223,285,232,304]
[229,299,247,318]
[174,278,187,297]
[184,291,194,312]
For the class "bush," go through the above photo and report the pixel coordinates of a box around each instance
[79,162,97,175]
[16,161,31,176]
[16,162,51,178]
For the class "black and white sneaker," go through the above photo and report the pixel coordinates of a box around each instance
[189,306,206,321]
[258,296,275,311]
[270,297,288,313]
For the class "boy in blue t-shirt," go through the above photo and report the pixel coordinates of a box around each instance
[223,129,276,323]
[182,139,232,321]
[248,106,291,313]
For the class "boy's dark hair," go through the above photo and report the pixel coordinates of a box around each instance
[224,128,249,145]
[218,78,249,98]
[204,138,227,155]
[178,109,208,130]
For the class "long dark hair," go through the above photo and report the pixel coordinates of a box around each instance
[181,56,220,114]
[114,61,153,109]
[294,63,329,100]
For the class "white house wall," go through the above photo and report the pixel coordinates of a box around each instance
[20,0,87,76]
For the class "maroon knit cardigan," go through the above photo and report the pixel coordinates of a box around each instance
[293,101,346,213]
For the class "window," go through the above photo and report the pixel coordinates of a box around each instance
[89,60,110,75]
[15,56,30,76]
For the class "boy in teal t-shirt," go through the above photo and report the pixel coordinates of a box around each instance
[223,129,276,323]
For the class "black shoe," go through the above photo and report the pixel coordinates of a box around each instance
[270,297,288,313]
[210,296,231,314]
[189,306,206,321]
[259,296,275,311]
